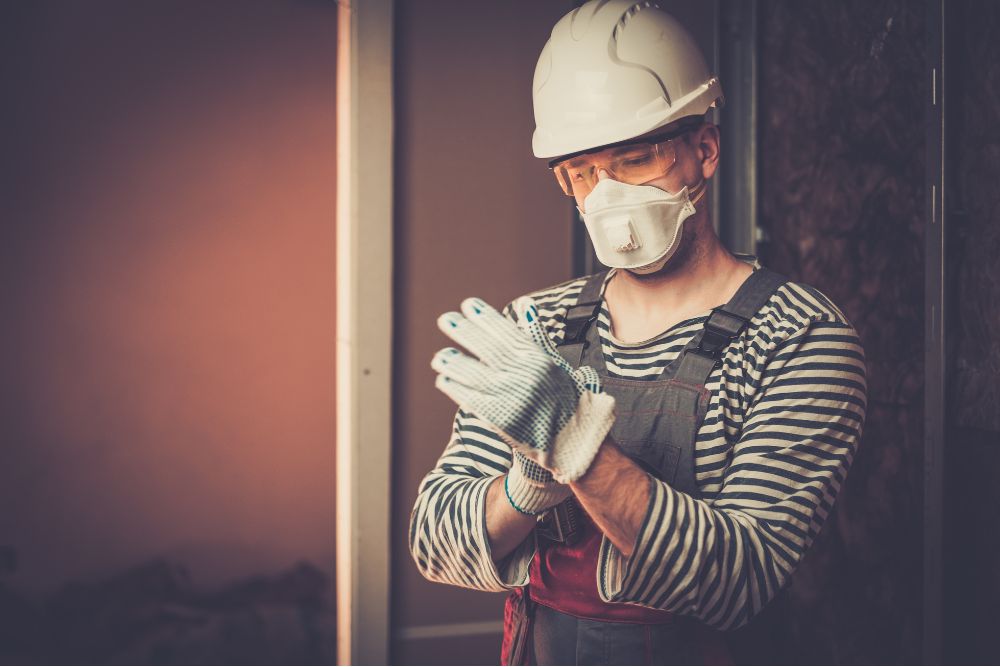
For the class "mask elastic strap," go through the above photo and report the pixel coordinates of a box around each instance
[689,179,708,206]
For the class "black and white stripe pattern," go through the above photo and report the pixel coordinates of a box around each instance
[409,267,867,630]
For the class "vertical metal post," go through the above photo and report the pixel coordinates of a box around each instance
[717,0,759,256]
[924,0,945,663]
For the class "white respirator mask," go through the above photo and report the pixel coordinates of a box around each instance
[578,178,706,274]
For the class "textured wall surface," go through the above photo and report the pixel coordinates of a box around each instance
[738,1,926,663]
[952,1,1000,435]
[945,1,1000,662]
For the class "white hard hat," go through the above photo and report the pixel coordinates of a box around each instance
[532,0,724,160]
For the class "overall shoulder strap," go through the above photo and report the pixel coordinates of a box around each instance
[673,267,789,386]
[555,270,608,369]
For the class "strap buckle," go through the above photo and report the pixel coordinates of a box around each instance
[536,498,582,545]
[696,307,747,356]
[561,308,599,346]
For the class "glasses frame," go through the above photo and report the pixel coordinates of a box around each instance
[548,121,703,197]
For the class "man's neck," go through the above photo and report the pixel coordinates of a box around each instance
[605,216,751,319]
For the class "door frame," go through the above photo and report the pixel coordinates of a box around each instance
[336,0,394,664]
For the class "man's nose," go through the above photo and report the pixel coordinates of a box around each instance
[578,168,611,213]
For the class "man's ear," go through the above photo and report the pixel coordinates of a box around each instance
[696,123,721,180]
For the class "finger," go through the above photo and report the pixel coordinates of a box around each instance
[515,298,572,374]
[434,373,490,414]
[458,297,533,362]
[437,309,512,367]
[461,297,518,333]
[526,311,572,372]
[514,297,542,341]
[572,365,602,393]
[431,347,495,390]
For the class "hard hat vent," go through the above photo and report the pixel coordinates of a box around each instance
[613,2,659,42]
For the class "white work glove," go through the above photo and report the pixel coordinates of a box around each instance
[431,296,615,484]
[503,297,580,514]
[505,450,571,516]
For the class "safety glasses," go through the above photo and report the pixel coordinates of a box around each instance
[549,124,698,201]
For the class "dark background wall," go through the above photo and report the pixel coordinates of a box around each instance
[946,0,1000,662]
[739,2,1000,664]
[730,1,926,664]
[0,2,338,663]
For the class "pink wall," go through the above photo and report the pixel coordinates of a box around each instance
[0,0,337,606]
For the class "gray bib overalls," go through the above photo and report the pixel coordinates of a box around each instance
[510,264,787,666]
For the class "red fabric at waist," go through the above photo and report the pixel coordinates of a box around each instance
[529,511,676,624]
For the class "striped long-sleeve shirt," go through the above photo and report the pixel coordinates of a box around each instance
[409,265,867,631]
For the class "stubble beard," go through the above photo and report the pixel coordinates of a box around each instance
[624,212,707,284]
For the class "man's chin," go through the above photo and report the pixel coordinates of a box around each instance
[628,255,671,275]
[621,249,680,279]
[621,223,700,280]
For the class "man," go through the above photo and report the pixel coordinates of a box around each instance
[409,2,867,664]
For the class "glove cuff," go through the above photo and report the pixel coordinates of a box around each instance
[547,391,617,484]
[505,463,572,516]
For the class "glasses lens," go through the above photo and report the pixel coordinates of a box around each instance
[606,146,656,182]
[551,136,679,199]
[553,165,573,196]
[554,161,596,199]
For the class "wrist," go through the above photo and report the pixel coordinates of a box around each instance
[505,465,571,516]
[504,474,540,516]
[548,390,617,483]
